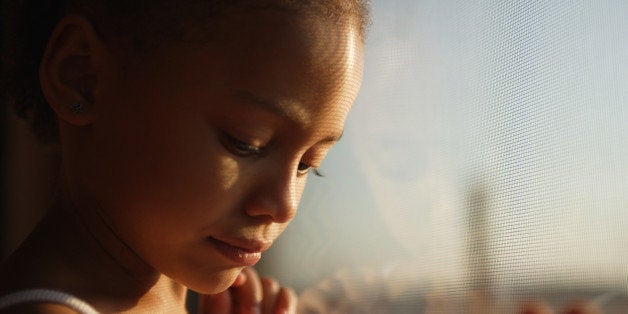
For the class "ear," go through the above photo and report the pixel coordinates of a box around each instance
[39,16,107,126]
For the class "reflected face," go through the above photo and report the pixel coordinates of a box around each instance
[83,10,363,293]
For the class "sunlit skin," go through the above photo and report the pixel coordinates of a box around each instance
[0,7,363,314]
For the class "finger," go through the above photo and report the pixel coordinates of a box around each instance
[519,300,555,314]
[561,300,602,314]
[261,277,280,314]
[199,290,232,314]
[231,270,247,288]
[274,287,297,314]
[231,267,263,314]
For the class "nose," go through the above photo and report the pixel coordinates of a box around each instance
[244,165,300,223]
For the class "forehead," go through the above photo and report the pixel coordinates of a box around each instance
[208,8,364,122]
[110,7,364,133]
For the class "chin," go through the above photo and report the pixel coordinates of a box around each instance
[183,267,243,295]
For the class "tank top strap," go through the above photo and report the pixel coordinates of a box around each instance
[0,288,99,314]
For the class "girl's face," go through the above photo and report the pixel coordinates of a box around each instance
[78,10,364,293]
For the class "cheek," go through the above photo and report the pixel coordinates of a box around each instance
[217,156,240,190]
[85,112,242,235]
[293,177,309,211]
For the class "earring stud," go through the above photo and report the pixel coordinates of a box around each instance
[70,102,84,114]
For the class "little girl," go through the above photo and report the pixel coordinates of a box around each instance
[0,1,369,313]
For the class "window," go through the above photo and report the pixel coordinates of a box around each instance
[257,1,628,312]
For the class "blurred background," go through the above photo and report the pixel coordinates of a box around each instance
[2,0,627,313]
[257,0,628,312]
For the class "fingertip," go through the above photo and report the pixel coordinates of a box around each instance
[261,277,280,313]
[261,277,280,292]
[231,267,264,312]
[275,287,298,314]
[232,270,247,287]
[519,300,554,314]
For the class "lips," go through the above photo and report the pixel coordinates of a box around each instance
[207,237,271,266]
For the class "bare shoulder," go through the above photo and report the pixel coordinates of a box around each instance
[0,303,82,314]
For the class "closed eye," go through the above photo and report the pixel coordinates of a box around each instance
[220,131,326,177]
[221,132,264,157]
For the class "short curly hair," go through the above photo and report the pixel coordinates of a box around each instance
[1,0,370,144]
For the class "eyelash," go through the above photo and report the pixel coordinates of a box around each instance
[227,134,263,156]
[297,163,324,177]
[222,132,323,177]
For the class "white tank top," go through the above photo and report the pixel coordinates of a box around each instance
[0,289,99,314]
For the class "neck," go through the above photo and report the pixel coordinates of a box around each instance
[1,179,188,312]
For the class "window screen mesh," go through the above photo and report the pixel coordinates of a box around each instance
[257,0,627,312]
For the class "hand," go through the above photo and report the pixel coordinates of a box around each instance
[520,299,603,314]
[298,266,391,313]
[199,267,297,314]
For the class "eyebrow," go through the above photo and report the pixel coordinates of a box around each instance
[234,90,344,144]
[235,90,308,124]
